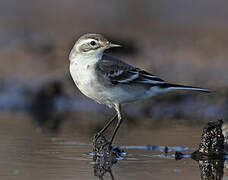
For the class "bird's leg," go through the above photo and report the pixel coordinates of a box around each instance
[93,114,118,143]
[95,104,122,149]
[110,105,122,144]
[99,114,118,134]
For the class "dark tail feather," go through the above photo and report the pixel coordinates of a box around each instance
[159,83,212,93]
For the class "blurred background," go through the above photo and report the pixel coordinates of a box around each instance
[0,0,228,179]
[0,0,227,131]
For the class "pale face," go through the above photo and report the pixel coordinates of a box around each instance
[76,38,109,54]
[69,33,121,60]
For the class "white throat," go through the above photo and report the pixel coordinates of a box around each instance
[70,50,103,66]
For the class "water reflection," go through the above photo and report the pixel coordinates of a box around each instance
[90,120,228,180]
[90,133,190,180]
[2,112,228,180]
[121,145,188,153]
[198,159,224,180]
[91,135,126,180]
[175,152,226,180]
[91,143,228,180]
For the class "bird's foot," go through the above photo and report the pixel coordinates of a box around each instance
[93,132,113,152]
[101,141,112,150]
[93,132,107,147]
[93,132,102,144]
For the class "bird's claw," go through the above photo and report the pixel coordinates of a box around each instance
[94,132,101,139]
[101,141,112,150]
[93,132,105,145]
[93,132,113,151]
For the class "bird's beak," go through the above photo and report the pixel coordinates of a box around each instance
[109,43,122,48]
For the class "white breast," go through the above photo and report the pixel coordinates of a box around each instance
[70,62,95,95]
[69,53,108,103]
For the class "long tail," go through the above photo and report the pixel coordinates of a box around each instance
[159,83,212,93]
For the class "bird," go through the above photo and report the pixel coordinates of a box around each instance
[69,33,210,145]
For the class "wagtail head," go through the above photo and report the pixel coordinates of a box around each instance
[70,33,121,58]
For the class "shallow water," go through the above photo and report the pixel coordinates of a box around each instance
[0,113,227,180]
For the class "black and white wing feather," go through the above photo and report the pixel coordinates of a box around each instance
[96,54,165,85]
[96,54,211,92]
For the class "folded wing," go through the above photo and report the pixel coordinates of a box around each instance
[96,54,165,85]
[96,54,211,93]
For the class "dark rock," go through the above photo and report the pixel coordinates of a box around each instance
[175,120,225,180]
[193,119,224,159]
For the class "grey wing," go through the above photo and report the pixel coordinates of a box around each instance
[96,54,166,85]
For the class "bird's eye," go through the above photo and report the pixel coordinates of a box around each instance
[90,41,96,46]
